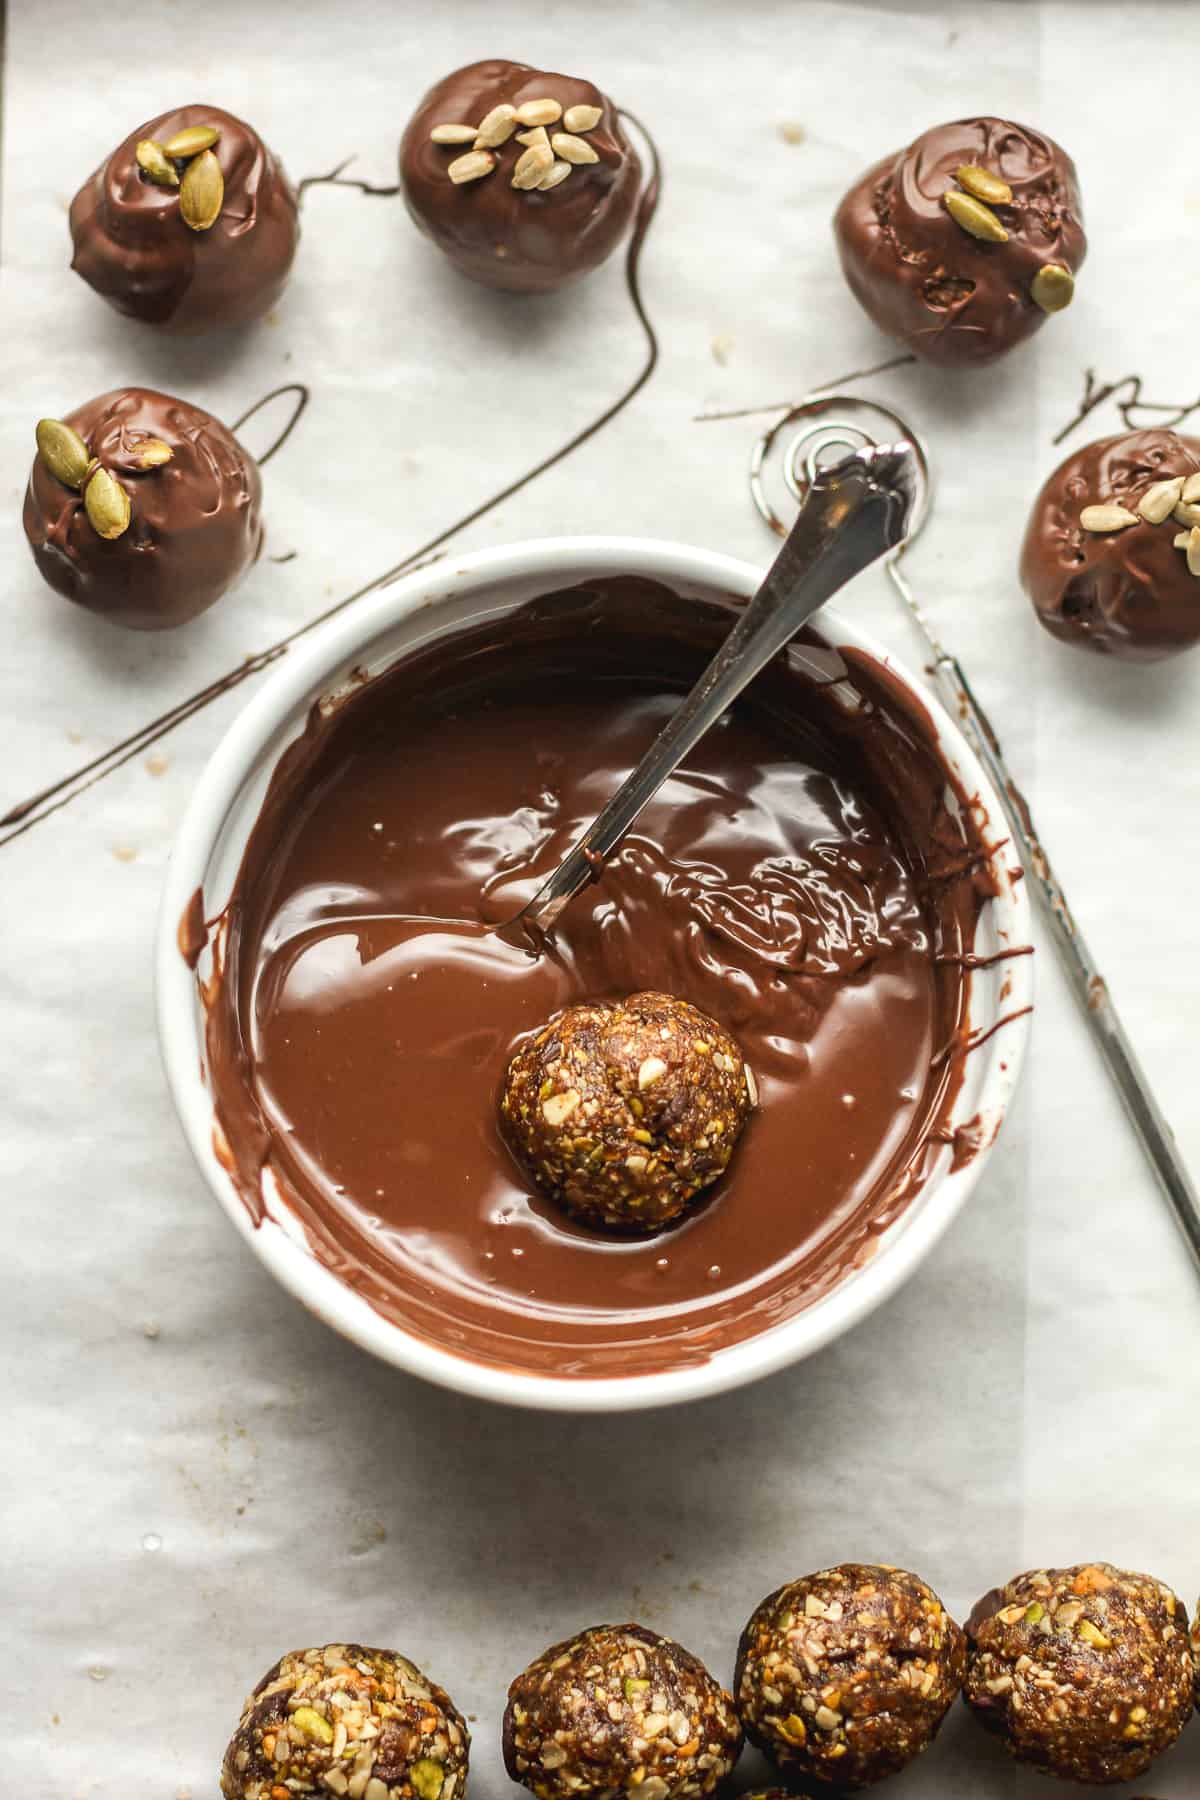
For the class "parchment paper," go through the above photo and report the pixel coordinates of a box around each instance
[2,3,1198,1796]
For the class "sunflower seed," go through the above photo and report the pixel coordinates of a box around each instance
[473,104,518,149]
[563,104,602,133]
[447,150,496,185]
[179,149,223,230]
[1185,528,1200,576]
[35,418,91,488]
[515,97,562,128]
[745,1063,758,1107]
[84,467,131,540]
[132,438,174,470]
[955,163,1013,206]
[511,143,554,190]
[1182,471,1200,504]
[429,124,478,145]
[1175,500,1200,529]
[515,126,550,150]
[136,139,179,187]
[1173,531,1190,550]
[1030,262,1075,313]
[162,124,220,159]
[1079,504,1138,533]
[536,160,572,192]
[550,131,600,167]
[943,189,1008,242]
[1137,477,1183,524]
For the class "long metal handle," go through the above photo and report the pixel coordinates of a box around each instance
[513,443,916,940]
[930,650,1200,1274]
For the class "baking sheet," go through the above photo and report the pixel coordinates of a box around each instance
[2,1,1199,1795]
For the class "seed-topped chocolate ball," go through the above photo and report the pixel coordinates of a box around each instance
[220,1643,469,1800]
[500,991,756,1232]
[23,387,263,630]
[503,1623,742,1800]
[1020,429,1200,660]
[399,59,641,293]
[963,1563,1194,1785]
[834,117,1086,367]
[70,104,299,331]
[736,1564,965,1788]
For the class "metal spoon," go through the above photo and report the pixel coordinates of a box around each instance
[498,438,918,948]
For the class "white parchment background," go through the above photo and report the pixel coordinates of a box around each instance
[2,2,1198,1795]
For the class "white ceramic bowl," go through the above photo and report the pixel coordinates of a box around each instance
[157,536,1032,1412]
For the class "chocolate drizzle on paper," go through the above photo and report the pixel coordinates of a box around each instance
[0,114,662,851]
[1053,368,1200,445]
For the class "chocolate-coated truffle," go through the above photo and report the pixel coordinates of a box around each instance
[1020,429,1200,661]
[964,1563,1193,1785]
[70,104,298,331]
[399,59,640,293]
[833,117,1086,367]
[503,1623,742,1800]
[736,1564,965,1789]
[23,387,263,630]
[220,1643,469,1800]
[500,991,755,1232]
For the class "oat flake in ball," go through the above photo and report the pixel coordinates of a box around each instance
[500,991,756,1232]
[736,1564,965,1788]
[220,1643,469,1800]
[503,1622,743,1800]
[964,1563,1194,1785]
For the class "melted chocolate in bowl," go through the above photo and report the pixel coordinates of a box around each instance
[201,577,1006,1378]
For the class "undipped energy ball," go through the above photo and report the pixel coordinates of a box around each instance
[70,104,299,331]
[963,1563,1194,1785]
[23,387,264,630]
[503,1623,743,1800]
[833,116,1086,367]
[1020,429,1200,661]
[220,1643,470,1800]
[736,1564,965,1789]
[500,991,756,1232]
[399,59,641,293]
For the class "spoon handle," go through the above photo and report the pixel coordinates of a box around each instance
[519,442,916,938]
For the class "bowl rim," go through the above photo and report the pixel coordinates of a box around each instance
[156,533,1033,1413]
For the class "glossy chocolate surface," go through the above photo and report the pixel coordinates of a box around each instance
[199,578,1004,1378]
[1021,429,1200,661]
[399,60,640,293]
[70,104,299,332]
[834,117,1086,368]
[23,387,263,630]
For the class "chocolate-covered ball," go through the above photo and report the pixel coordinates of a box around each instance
[833,117,1086,367]
[220,1642,469,1800]
[70,104,299,331]
[23,387,263,630]
[736,1564,965,1789]
[500,991,755,1232]
[503,1623,742,1800]
[964,1563,1194,1785]
[1020,429,1200,661]
[399,59,640,293]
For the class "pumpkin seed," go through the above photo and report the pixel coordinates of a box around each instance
[1030,262,1075,313]
[956,163,1013,206]
[136,139,179,187]
[35,418,91,488]
[179,149,224,231]
[132,438,174,470]
[943,189,1008,243]
[162,124,220,159]
[84,467,131,540]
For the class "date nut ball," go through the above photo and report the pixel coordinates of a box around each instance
[503,1622,742,1800]
[1020,429,1200,661]
[500,991,756,1232]
[735,1564,965,1789]
[399,59,641,293]
[70,104,299,331]
[833,117,1086,367]
[964,1563,1194,1785]
[23,387,263,630]
[220,1643,469,1800]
